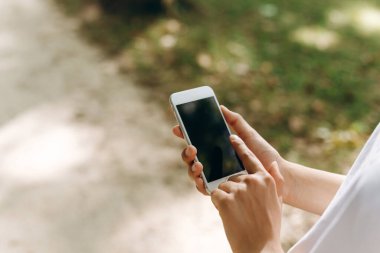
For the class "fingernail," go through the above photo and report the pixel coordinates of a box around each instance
[230,134,239,141]
[191,163,196,172]
[185,147,191,156]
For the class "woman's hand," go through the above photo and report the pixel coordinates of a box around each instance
[211,135,284,253]
[173,105,345,215]
[178,144,208,195]
[172,105,288,198]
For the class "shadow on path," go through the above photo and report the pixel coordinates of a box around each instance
[0,0,317,252]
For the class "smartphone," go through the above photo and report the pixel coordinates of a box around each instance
[170,86,247,193]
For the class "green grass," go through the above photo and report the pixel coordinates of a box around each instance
[56,0,380,171]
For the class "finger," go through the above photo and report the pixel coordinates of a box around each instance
[188,161,203,180]
[181,145,197,166]
[172,125,184,139]
[267,161,284,199]
[211,189,230,210]
[228,174,246,183]
[195,177,209,195]
[221,106,272,156]
[221,105,255,142]
[218,181,240,193]
[230,135,267,174]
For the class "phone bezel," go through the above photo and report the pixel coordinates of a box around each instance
[170,85,247,194]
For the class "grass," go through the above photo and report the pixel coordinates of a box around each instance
[56,0,380,171]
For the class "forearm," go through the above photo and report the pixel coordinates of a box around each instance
[280,160,345,215]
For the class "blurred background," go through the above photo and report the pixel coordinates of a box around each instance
[0,0,379,252]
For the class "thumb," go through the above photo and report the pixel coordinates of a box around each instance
[230,134,266,174]
[267,161,284,200]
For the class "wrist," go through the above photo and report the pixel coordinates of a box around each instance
[277,158,293,205]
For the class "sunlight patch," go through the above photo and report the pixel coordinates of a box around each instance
[328,3,380,35]
[0,105,102,183]
[291,26,340,50]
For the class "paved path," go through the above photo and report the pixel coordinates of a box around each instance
[0,0,316,252]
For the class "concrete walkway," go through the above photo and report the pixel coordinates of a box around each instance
[0,0,316,252]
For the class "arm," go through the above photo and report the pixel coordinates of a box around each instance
[173,105,344,215]
[282,161,345,215]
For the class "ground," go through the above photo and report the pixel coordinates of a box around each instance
[0,0,316,252]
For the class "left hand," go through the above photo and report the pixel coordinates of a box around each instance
[172,105,287,198]
[211,135,284,253]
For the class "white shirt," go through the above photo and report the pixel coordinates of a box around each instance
[289,123,380,253]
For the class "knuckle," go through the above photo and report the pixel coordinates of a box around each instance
[242,151,252,161]
[263,174,275,185]
[235,112,243,121]
[218,196,231,209]
[230,112,242,126]
[234,186,245,197]
[243,175,258,186]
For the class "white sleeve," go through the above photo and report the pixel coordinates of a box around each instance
[289,123,380,253]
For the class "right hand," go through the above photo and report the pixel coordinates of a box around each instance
[172,105,286,197]
[211,135,284,253]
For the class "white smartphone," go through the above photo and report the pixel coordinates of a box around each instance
[170,86,247,193]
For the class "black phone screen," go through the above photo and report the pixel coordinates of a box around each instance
[176,97,244,182]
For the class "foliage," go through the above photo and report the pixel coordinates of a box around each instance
[56,0,380,171]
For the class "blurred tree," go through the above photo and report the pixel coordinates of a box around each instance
[98,0,194,16]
